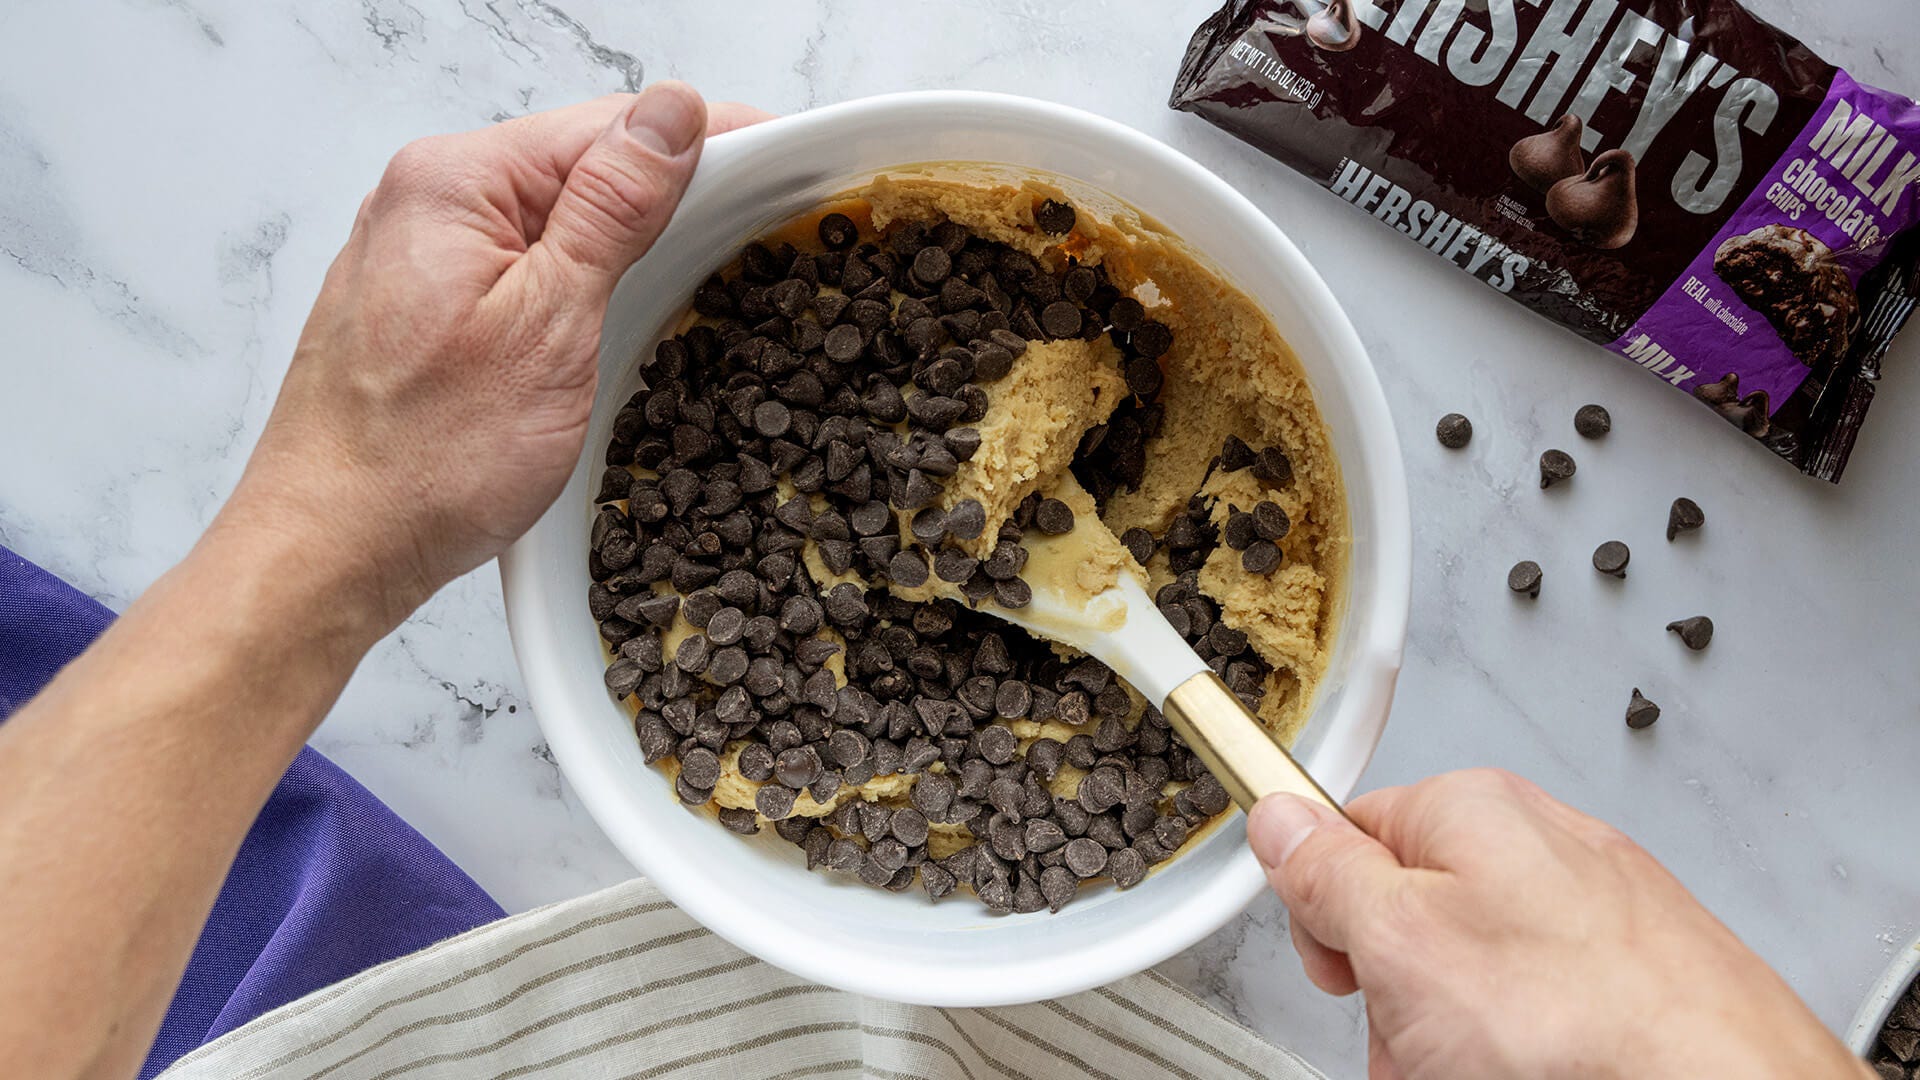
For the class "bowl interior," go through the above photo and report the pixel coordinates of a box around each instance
[502,92,1408,1005]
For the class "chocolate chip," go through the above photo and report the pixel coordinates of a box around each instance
[1077,767,1124,814]
[1040,301,1083,339]
[1575,404,1611,438]
[946,428,982,462]
[1040,865,1078,912]
[675,773,711,805]
[1241,540,1282,575]
[1667,616,1713,651]
[817,212,858,249]
[1219,435,1255,471]
[1131,321,1173,359]
[911,245,952,286]
[1033,499,1075,536]
[977,724,1018,765]
[1222,511,1255,551]
[1252,501,1290,541]
[706,606,746,646]
[779,595,823,634]
[1508,560,1542,598]
[934,548,978,584]
[888,548,930,587]
[1251,447,1292,487]
[1540,449,1576,488]
[1626,688,1660,730]
[1108,846,1147,888]
[911,772,955,817]
[823,323,865,363]
[994,680,1032,719]
[1035,199,1076,234]
[679,746,722,789]
[1063,837,1108,878]
[890,807,930,847]
[1667,497,1705,541]
[945,498,987,541]
[736,742,775,782]
[1123,357,1163,399]
[1120,527,1156,565]
[989,578,1028,610]
[775,746,823,789]
[910,506,948,546]
[1592,540,1630,578]
[1436,413,1473,449]
[718,807,760,835]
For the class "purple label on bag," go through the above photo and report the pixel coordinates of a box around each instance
[1608,70,1920,415]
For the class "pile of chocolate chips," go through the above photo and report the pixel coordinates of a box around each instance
[589,202,1290,912]
[1873,976,1920,1079]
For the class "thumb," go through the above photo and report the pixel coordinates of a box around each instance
[1249,793,1404,956]
[539,81,707,286]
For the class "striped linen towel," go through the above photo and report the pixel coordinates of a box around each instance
[158,877,1325,1080]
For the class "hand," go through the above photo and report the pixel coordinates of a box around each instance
[221,84,770,629]
[1248,770,1868,1079]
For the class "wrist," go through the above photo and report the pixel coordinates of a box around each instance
[205,478,437,644]
[194,500,415,663]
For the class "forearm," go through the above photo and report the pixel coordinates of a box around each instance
[0,516,391,1079]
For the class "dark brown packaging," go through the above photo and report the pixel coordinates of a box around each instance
[1171,0,1920,481]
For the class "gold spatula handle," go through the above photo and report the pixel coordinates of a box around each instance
[1161,670,1348,818]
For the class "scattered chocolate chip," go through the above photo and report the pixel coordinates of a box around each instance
[1666,497,1704,541]
[1625,689,1660,730]
[1120,527,1155,565]
[1574,403,1611,438]
[1592,540,1630,579]
[1435,413,1473,449]
[1508,560,1542,599]
[1539,449,1577,488]
[1667,616,1713,651]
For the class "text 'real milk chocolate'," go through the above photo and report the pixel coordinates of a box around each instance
[1171,0,1920,481]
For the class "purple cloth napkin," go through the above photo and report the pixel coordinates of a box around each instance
[0,546,506,1078]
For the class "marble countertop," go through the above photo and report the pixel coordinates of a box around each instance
[4,0,1918,1072]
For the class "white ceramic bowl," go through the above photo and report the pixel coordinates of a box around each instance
[501,91,1410,1006]
[1848,932,1920,1057]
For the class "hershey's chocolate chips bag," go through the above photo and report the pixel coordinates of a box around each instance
[1171,0,1920,481]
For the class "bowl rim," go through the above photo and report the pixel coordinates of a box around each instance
[501,89,1412,1005]
[1847,930,1920,1055]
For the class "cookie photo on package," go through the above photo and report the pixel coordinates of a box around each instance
[1171,0,1920,481]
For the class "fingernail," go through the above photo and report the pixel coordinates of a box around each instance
[627,81,704,157]
[1249,794,1324,870]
